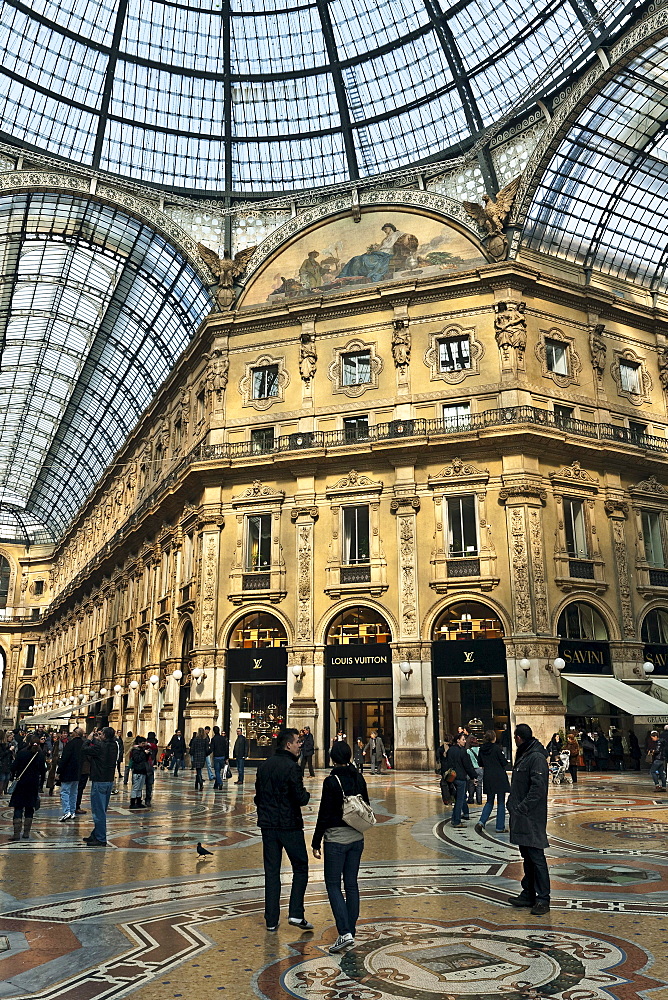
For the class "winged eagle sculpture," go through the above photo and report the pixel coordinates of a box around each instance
[197,243,257,310]
[462,176,521,259]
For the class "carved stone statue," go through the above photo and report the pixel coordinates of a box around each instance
[204,349,229,400]
[391,320,411,372]
[463,177,520,260]
[494,300,526,363]
[299,334,317,382]
[197,243,257,310]
[589,324,607,377]
[658,346,668,390]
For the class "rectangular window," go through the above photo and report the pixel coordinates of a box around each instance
[564,498,588,558]
[34,579,44,596]
[196,390,205,422]
[247,514,272,570]
[252,365,279,399]
[545,339,568,375]
[620,361,641,393]
[439,336,471,372]
[443,402,471,430]
[642,511,666,567]
[251,427,275,453]
[24,644,36,675]
[554,405,574,428]
[629,421,646,444]
[447,496,478,556]
[342,505,370,564]
[182,532,194,582]
[341,351,371,386]
[344,415,369,441]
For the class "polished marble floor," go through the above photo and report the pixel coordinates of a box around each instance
[1,768,667,999]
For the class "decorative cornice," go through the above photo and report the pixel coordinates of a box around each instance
[327,470,383,495]
[232,482,285,506]
[290,506,319,522]
[498,482,547,505]
[390,496,421,513]
[604,499,629,518]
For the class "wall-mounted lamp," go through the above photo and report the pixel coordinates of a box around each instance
[172,669,183,681]
[399,661,412,679]
[550,657,565,674]
[191,666,204,681]
[113,684,122,694]
[149,674,160,686]
[292,663,305,680]
[99,687,107,696]
[643,660,655,676]
[519,657,531,676]
[129,679,139,691]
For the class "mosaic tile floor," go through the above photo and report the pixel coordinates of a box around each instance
[0,770,666,999]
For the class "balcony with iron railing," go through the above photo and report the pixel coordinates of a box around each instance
[35,405,668,615]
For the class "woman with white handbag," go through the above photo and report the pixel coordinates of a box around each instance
[312,741,374,955]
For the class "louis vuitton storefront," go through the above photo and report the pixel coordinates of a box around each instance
[431,602,511,749]
[225,612,287,762]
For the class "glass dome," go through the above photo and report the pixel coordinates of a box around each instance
[0,0,639,194]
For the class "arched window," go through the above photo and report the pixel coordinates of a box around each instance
[641,608,668,644]
[326,606,391,645]
[432,601,504,641]
[229,612,287,649]
[18,683,35,715]
[557,602,608,640]
[0,555,10,609]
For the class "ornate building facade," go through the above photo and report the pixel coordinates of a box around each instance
[2,186,668,768]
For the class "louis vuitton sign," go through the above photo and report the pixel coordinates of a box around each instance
[432,639,506,677]
[227,647,287,682]
[325,644,392,679]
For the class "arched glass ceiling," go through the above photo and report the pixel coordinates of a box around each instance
[521,36,668,291]
[0,191,212,541]
[0,0,642,194]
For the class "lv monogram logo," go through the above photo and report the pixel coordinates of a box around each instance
[464,651,474,663]
[253,658,262,670]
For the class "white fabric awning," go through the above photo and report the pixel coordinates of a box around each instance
[25,709,73,726]
[563,674,668,719]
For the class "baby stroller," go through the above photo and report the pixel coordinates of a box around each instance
[159,747,173,771]
[550,749,572,784]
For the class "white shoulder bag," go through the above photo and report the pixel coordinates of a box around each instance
[334,773,376,833]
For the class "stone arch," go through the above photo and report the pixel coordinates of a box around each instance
[422,594,512,645]
[316,600,397,647]
[551,594,618,641]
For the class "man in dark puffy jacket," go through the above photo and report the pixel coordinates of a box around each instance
[82,727,118,847]
[255,728,311,933]
[507,723,550,915]
[56,726,84,820]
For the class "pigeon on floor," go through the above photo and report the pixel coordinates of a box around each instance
[197,842,213,857]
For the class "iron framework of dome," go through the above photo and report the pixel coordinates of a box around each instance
[0,0,647,195]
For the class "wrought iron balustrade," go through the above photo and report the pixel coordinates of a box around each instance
[569,559,595,579]
[242,572,271,590]
[649,568,668,588]
[340,565,371,584]
[447,558,480,577]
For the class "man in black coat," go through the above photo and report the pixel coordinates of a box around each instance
[168,730,187,777]
[254,728,311,932]
[507,723,550,915]
[82,727,118,847]
[233,728,248,784]
[300,726,315,777]
[56,726,84,821]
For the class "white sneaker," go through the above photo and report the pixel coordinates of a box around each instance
[59,814,69,822]
[288,917,314,930]
[329,933,354,954]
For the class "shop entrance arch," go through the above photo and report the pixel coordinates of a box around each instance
[225,611,287,763]
[431,601,510,753]
[324,606,394,760]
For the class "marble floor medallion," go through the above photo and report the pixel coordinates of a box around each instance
[256,919,659,1000]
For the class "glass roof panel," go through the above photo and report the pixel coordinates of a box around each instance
[0,191,211,539]
[0,0,637,193]
[521,37,668,291]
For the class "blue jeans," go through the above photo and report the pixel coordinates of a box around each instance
[323,838,364,936]
[60,779,78,816]
[206,755,214,780]
[479,791,506,831]
[650,760,666,788]
[90,781,113,842]
[213,757,226,785]
[173,754,185,776]
[236,757,245,782]
[451,779,469,825]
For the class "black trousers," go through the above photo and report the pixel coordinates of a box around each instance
[300,754,315,777]
[261,828,309,928]
[519,845,550,904]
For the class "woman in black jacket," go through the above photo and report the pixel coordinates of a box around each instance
[312,741,369,955]
[475,730,510,834]
[9,734,46,841]
[444,732,477,828]
[189,729,210,791]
